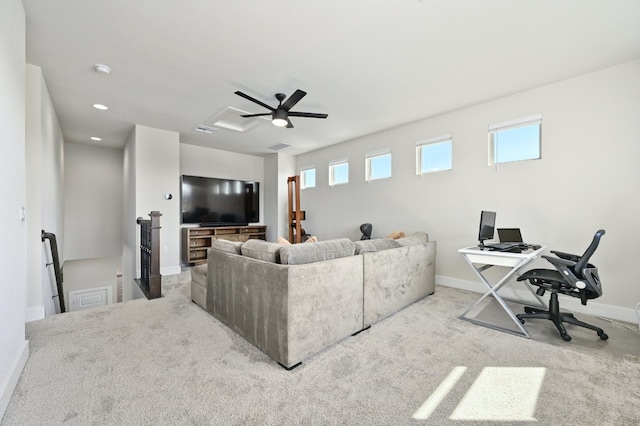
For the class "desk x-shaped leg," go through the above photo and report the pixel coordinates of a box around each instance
[459,255,547,338]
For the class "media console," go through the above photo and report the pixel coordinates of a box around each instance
[182,225,267,266]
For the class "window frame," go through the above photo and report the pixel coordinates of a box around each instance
[328,159,349,187]
[365,149,392,182]
[300,166,316,189]
[416,134,453,175]
[488,114,542,166]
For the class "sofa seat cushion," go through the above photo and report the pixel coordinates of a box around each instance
[280,238,356,265]
[191,263,208,287]
[241,239,282,263]
[210,239,244,254]
[354,238,401,254]
[396,231,429,246]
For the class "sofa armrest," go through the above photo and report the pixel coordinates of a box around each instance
[363,241,436,327]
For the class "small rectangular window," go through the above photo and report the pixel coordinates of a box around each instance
[366,150,392,181]
[488,115,542,165]
[416,134,452,174]
[329,160,349,186]
[300,166,316,189]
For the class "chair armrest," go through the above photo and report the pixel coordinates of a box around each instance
[550,250,580,262]
[542,255,576,268]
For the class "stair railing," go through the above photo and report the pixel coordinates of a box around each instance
[136,211,162,299]
[42,230,65,313]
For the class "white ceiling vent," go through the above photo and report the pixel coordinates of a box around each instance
[195,124,216,134]
[268,143,290,151]
[205,107,267,133]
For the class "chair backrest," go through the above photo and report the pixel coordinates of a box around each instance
[574,229,606,275]
[360,223,372,240]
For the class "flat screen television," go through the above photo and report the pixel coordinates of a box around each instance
[181,175,260,226]
[478,210,496,248]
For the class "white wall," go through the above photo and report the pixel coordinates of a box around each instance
[64,143,123,259]
[0,0,29,418]
[134,125,181,276]
[296,60,640,322]
[25,64,65,319]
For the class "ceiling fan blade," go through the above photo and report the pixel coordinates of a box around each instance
[286,118,294,128]
[235,91,274,111]
[287,111,328,119]
[240,113,271,118]
[282,89,307,111]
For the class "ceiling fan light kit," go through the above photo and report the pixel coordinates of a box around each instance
[235,89,328,129]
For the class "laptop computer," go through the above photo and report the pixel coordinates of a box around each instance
[497,228,523,244]
[485,228,524,251]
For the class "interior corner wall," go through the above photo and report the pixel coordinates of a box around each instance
[0,0,28,418]
[295,60,640,321]
[263,153,295,241]
[134,125,181,276]
[121,129,139,301]
[25,63,65,319]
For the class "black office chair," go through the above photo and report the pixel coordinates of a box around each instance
[360,223,372,240]
[516,229,608,342]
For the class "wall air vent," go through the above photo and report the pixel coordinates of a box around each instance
[268,143,291,151]
[205,107,267,133]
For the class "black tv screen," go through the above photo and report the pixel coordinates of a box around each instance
[181,175,260,225]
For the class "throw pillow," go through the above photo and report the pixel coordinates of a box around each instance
[386,230,406,239]
[396,232,429,246]
[277,236,291,245]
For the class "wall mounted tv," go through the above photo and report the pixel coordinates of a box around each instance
[181,175,260,226]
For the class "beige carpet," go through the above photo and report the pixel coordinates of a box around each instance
[2,276,639,425]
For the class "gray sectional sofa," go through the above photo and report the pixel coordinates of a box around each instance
[191,232,436,369]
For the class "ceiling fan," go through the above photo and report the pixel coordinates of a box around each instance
[234,89,328,128]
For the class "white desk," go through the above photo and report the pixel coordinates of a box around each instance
[458,245,548,338]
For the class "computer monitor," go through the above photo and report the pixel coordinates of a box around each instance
[478,210,496,248]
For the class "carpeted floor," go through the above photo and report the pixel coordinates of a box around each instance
[2,275,639,425]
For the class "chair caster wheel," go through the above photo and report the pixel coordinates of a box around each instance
[562,334,572,342]
[598,332,608,340]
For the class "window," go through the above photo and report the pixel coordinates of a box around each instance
[329,160,349,186]
[366,150,392,181]
[300,166,316,189]
[416,134,452,174]
[488,115,542,165]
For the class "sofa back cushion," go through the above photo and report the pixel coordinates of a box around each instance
[240,239,282,263]
[354,238,401,254]
[396,232,429,247]
[210,239,244,255]
[280,238,356,265]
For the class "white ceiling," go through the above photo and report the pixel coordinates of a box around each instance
[22,0,640,156]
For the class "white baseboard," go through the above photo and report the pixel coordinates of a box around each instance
[25,306,45,323]
[0,340,29,420]
[436,275,640,326]
[161,266,182,276]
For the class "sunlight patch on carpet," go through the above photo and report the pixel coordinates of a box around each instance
[412,366,468,420]
[449,367,545,421]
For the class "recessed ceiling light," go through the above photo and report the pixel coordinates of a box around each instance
[92,103,108,110]
[90,137,102,141]
[94,64,111,74]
